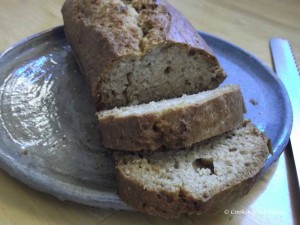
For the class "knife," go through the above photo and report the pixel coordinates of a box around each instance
[270,38,300,187]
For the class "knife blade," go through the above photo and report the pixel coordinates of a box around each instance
[270,38,300,187]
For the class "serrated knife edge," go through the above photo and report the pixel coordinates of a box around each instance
[270,38,300,187]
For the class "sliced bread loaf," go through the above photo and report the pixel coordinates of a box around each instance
[114,121,272,218]
[62,0,227,110]
[97,85,246,151]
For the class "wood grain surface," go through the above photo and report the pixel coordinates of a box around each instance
[0,0,299,224]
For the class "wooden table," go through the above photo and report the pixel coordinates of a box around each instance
[0,0,299,224]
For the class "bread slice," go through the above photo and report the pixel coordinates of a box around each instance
[97,85,246,151]
[114,121,272,218]
[62,0,227,110]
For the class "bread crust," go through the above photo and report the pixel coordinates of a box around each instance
[62,0,227,110]
[114,121,272,218]
[98,85,246,151]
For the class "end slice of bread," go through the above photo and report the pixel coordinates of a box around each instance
[114,121,272,218]
[97,85,246,151]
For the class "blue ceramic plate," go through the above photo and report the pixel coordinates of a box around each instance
[0,26,292,210]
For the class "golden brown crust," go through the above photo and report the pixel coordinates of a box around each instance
[62,0,227,110]
[98,86,245,151]
[63,0,215,59]
[161,0,214,54]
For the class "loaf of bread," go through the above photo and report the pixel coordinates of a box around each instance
[62,0,227,110]
[97,85,246,151]
[62,1,271,219]
[114,121,272,218]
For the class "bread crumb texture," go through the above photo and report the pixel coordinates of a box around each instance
[114,121,271,218]
[97,85,246,151]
